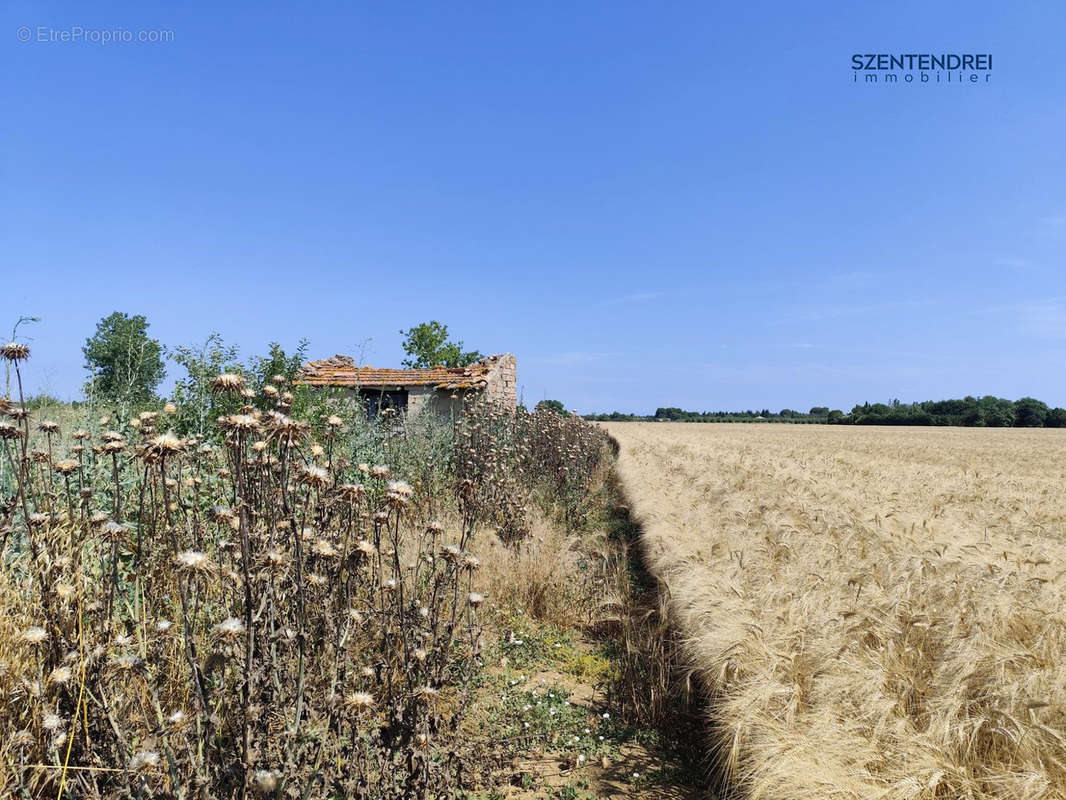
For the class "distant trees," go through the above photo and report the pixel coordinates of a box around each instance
[1014,397,1049,428]
[1046,408,1066,428]
[829,395,1063,428]
[598,407,831,423]
[586,396,1066,428]
[399,321,481,369]
[83,312,165,407]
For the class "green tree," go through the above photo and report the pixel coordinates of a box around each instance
[979,396,1015,428]
[169,333,243,434]
[399,321,481,368]
[83,312,165,407]
[247,339,310,388]
[1046,408,1066,428]
[1014,397,1049,428]
[535,399,567,415]
[246,339,315,417]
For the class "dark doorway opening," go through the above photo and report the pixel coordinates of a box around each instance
[360,389,409,419]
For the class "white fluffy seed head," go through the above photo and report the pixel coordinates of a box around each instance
[214,617,246,638]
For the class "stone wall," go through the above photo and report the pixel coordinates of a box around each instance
[406,386,435,417]
[482,353,517,410]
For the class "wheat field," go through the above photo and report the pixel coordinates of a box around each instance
[605,422,1066,800]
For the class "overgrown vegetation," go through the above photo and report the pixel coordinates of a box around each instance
[0,340,617,799]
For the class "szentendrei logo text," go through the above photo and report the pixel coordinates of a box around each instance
[851,53,992,85]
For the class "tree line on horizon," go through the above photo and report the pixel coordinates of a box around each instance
[585,396,1066,428]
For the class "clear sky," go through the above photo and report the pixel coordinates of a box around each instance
[3,1,1065,413]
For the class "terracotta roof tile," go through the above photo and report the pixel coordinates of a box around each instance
[298,355,496,390]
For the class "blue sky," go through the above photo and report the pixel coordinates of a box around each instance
[3,1,1065,413]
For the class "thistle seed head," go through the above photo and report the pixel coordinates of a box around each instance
[22,627,47,645]
[214,617,246,639]
[175,550,216,576]
[53,459,79,475]
[48,666,72,686]
[146,432,186,457]
[0,342,30,361]
[299,464,330,488]
[42,712,64,732]
[311,539,338,558]
[210,373,245,394]
[254,770,280,794]
[345,691,375,712]
[101,521,128,540]
[221,413,260,433]
[129,750,160,771]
